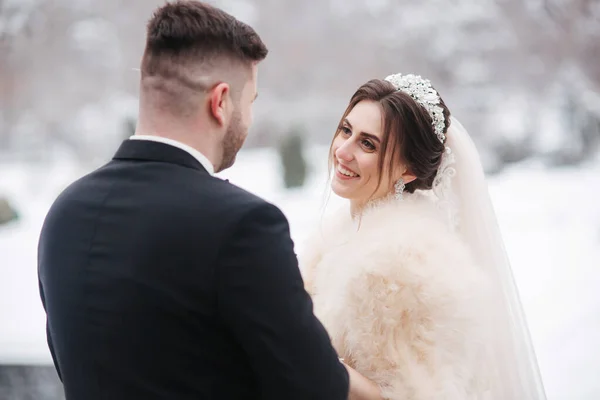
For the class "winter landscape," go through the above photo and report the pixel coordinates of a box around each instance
[1,147,600,399]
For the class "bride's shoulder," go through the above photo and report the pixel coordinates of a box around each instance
[302,204,353,243]
[296,204,352,281]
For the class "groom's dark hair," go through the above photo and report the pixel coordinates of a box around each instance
[140,1,267,114]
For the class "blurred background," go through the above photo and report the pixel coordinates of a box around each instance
[1,0,599,398]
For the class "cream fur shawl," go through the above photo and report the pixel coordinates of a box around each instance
[300,193,493,400]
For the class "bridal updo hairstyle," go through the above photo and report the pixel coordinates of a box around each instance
[330,79,451,195]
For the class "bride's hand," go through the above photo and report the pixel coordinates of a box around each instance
[340,360,383,400]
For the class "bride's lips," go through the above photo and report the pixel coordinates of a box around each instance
[335,163,360,180]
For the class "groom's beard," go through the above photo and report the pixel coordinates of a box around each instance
[217,111,246,172]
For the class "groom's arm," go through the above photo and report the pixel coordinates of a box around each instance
[217,202,349,400]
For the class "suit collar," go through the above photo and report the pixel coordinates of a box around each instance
[112,139,210,175]
[129,135,215,175]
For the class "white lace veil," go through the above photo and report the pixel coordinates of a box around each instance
[435,116,547,399]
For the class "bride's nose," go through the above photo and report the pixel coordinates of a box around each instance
[335,141,354,163]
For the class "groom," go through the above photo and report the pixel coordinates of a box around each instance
[37,2,349,399]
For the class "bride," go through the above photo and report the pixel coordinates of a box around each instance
[300,73,547,399]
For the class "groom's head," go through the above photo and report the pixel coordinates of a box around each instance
[138,1,268,172]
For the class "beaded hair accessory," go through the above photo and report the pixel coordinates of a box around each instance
[384,73,446,143]
[384,73,457,230]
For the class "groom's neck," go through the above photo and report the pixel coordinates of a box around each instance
[134,115,221,170]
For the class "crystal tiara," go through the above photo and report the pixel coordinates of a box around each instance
[384,73,446,143]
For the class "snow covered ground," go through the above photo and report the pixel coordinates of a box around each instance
[1,146,599,399]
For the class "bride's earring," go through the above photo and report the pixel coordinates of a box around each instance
[394,178,405,200]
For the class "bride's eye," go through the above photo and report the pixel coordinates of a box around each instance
[361,139,375,151]
[339,126,352,136]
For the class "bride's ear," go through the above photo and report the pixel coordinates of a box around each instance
[400,169,417,185]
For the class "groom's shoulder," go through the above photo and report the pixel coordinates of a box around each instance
[204,178,286,223]
[209,177,271,208]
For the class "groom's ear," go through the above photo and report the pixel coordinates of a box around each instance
[208,82,231,127]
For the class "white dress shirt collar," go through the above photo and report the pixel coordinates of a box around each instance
[129,135,215,175]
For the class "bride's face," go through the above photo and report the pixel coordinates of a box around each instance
[331,100,397,204]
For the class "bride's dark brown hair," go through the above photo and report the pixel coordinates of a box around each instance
[329,79,452,196]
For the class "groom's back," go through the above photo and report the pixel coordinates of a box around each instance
[38,145,270,399]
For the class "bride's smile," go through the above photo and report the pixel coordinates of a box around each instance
[335,163,360,179]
